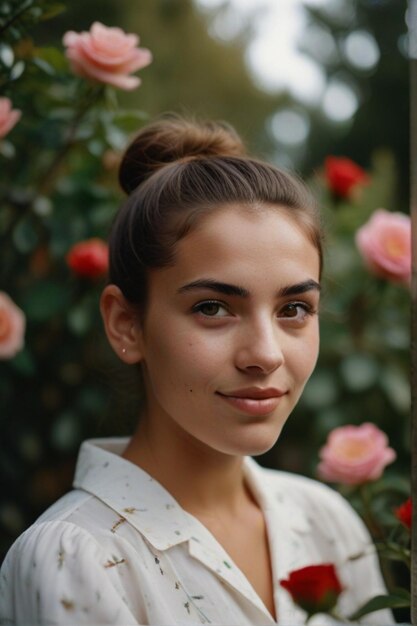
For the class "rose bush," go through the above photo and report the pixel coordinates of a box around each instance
[355,209,411,284]
[324,156,369,198]
[317,423,396,485]
[63,21,152,90]
[280,563,344,618]
[0,3,154,560]
[0,97,21,139]
[66,238,109,278]
[0,292,26,359]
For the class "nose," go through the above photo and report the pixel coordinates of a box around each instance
[234,316,284,375]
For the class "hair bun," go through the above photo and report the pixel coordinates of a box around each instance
[119,114,246,194]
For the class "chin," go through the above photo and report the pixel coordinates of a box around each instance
[224,422,285,457]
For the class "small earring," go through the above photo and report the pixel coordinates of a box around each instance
[122,348,127,355]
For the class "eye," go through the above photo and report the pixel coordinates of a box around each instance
[279,301,316,323]
[192,300,229,318]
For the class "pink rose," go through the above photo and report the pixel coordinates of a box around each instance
[355,209,411,284]
[317,423,396,485]
[0,97,21,139]
[63,22,152,90]
[0,292,26,359]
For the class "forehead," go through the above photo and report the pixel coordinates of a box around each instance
[149,205,320,293]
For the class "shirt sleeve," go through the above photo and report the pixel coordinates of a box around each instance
[0,520,141,625]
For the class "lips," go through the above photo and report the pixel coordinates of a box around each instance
[216,387,287,417]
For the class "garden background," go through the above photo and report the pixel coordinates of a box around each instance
[0,0,411,620]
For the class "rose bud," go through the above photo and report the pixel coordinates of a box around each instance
[280,563,344,618]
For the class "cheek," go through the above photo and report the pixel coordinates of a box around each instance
[289,326,320,382]
[146,326,224,390]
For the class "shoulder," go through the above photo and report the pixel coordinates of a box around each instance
[1,487,142,577]
[1,518,104,587]
[0,517,137,624]
[0,489,144,624]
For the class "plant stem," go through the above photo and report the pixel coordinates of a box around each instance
[0,0,35,37]
[359,485,398,592]
[359,484,386,540]
[37,85,104,196]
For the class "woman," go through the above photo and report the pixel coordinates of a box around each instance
[0,117,391,625]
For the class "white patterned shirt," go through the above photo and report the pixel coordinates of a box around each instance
[0,438,393,625]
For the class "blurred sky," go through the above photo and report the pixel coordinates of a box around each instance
[195,0,326,102]
[194,0,381,124]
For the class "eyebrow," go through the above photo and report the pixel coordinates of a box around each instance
[177,278,321,298]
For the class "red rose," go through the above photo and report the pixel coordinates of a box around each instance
[395,497,412,530]
[67,238,109,278]
[280,564,344,617]
[325,156,369,198]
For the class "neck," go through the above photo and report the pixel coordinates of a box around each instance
[122,414,250,517]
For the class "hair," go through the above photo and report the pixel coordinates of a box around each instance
[109,114,323,314]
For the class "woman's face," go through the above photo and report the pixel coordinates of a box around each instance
[137,205,320,457]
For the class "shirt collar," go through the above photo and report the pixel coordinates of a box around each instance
[243,456,310,534]
[73,437,311,552]
[73,437,194,550]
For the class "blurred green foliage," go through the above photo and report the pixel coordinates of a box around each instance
[301,0,409,206]
[0,1,410,613]
[0,0,147,556]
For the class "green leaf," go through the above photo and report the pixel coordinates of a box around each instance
[300,369,339,409]
[0,139,15,158]
[87,138,105,157]
[340,353,379,391]
[348,592,411,621]
[48,107,74,121]
[9,60,24,80]
[0,43,14,67]
[21,281,71,321]
[27,6,42,20]
[10,348,36,376]
[35,46,67,72]
[40,3,65,20]
[74,122,95,141]
[32,56,55,76]
[380,364,410,413]
[0,3,12,18]
[13,216,39,253]
[375,542,411,565]
[107,109,148,132]
[67,304,93,336]
[33,196,53,217]
[369,474,410,497]
[388,587,412,600]
[104,124,127,150]
[49,411,80,451]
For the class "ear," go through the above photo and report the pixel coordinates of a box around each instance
[100,284,144,364]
